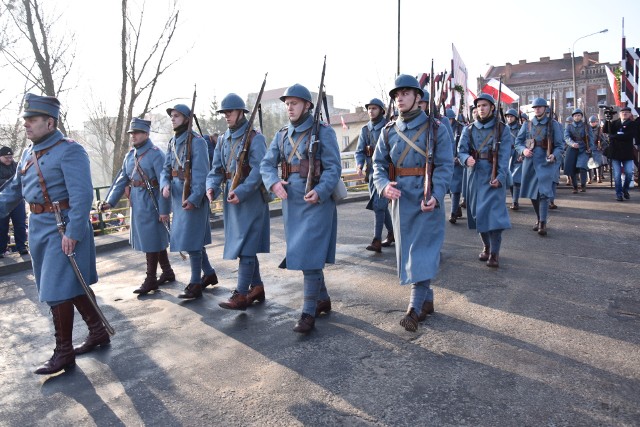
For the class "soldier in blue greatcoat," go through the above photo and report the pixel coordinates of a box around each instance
[458,94,512,268]
[355,98,393,252]
[206,93,270,311]
[373,75,453,332]
[505,109,523,210]
[514,98,564,236]
[563,108,595,193]
[160,104,217,299]
[101,118,174,295]
[446,109,465,224]
[0,94,110,375]
[260,84,341,334]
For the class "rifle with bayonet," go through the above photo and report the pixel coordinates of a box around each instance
[491,77,503,182]
[182,86,197,203]
[424,59,438,203]
[546,86,555,161]
[305,56,327,195]
[231,73,268,191]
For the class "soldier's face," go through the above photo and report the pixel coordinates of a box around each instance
[475,100,493,119]
[590,121,599,128]
[533,106,546,118]
[506,115,517,124]
[170,111,187,128]
[573,113,583,122]
[284,97,309,122]
[24,116,54,141]
[130,131,148,145]
[223,110,242,128]
[367,105,381,120]
[395,89,418,113]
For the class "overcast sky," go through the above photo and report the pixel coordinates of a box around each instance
[3,0,640,128]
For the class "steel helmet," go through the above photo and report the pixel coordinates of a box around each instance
[389,74,424,99]
[588,115,598,123]
[474,93,496,107]
[364,98,385,113]
[166,104,191,118]
[217,93,249,113]
[532,97,548,108]
[445,108,456,119]
[280,84,314,109]
[505,108,518,117]
[571,108,584,116]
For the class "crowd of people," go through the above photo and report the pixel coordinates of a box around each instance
[0,83,638,376]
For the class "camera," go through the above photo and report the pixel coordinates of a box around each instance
[598,104,616,120]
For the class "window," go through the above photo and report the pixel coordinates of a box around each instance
[565,91,575,108]
[342,136,350,149]
[597,88,607,106]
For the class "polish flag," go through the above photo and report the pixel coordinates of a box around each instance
[341,115,348,130]
[481,78,519,104]
[605,64,622,106]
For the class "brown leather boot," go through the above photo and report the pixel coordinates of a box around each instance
[247,284,265,304]
[134,277,158,294]
[35,301,76,374]
[293,313,315,333]
[218,291,249,311]
[380,231,395,247]
[486,253,499,268]
[134,252,159,294]
[532,221,540,231]
[178,283,202,299]
[478,246,490,261]
[366,238,382,253]
[201,272,219,289]
[538,221,547,236]
[417,300,434,321]
[315,299,332,317]
[399,308,419,332]
[72,294,110,355]
[157,250,175,285]
[448,214,457,224]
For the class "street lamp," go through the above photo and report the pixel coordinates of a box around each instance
[572,29,608,111]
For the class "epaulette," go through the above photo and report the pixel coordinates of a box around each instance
[278,125,289,132]
[62,137,77,144]
[384,120,396,129]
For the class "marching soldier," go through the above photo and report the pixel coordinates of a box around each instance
[206,94,270,311]
[260,83,341,333]
[355,98,393,252]
[0,94,110,375]
[446,108,465,224]
[457,94,512,268]
[505,109,523,210]
[514,98,563,236]
[100,118,175,295]
[372,75,453,332]
[563,108,595,193]
[161,103,218,299]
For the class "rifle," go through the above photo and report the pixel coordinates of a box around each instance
[230,73,268,191]
[491,77,503,182]
[385,97,396,121]
[52,201,115,336]
[546,86,555,161]
[305,56,326,195]
[182,86,197,203]
[424,59,438,203]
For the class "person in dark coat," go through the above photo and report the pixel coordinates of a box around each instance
[0,94,109,375]
[0,146,28,256]
[603,106,640,201]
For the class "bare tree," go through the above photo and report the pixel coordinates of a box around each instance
[111,0,180,180]
[1,0,75,135]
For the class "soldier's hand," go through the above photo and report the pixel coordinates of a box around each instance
[182,200,195,210]
[98,201,111,211]
[162,185,170,198]
[227,190,240,205]
[61,235,77,256]
[523,148,533,158]
[159,214,170,223]
[489,178,501,188]
[547,154,555,162]
[421,196,437,212]
[356,165,364,178]
[303,189,319,204]
[271,181,288,200]
[466,157,476,167]
[206,189,214,202]
[383,182,401,200]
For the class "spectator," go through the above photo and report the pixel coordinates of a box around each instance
[0,146,28,256]
[603,106,640,201]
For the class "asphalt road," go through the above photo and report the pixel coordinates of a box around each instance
[1,186,639,426]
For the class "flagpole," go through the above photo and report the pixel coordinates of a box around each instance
[396,0,400,77]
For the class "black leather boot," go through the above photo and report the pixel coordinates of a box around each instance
[35,301,76,374]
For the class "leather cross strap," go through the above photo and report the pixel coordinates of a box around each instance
[394,123,430,166]
[31,140,65,211]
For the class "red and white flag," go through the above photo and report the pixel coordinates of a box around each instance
[341,115,348,130]
[481,78,519,104]
[605,65,621,106]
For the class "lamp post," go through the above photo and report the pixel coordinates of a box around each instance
[571,29,608,110]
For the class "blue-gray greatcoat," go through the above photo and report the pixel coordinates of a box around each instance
[106,138,170,253]
[160,130,211,252]
[355,117,388,211]
[450,120,464,193]
[206,121,270,260]
[260,114,341,271]
[563,120,595,176]
[373,112,453,285]
[458,117,512,233]
[0,130,97,303]
[514,116,564,199]
[508,122,523,185]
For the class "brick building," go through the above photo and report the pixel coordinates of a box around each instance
[479,52,617,121]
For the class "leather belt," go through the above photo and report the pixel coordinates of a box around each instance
[171,169,184,180]
[477,152,491,160]
[225,172,232,180]
[395,167,425,176]
[534,141,548,149]
[29,199,70,214]
[288,164,301,174]
[131,178,159,188]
